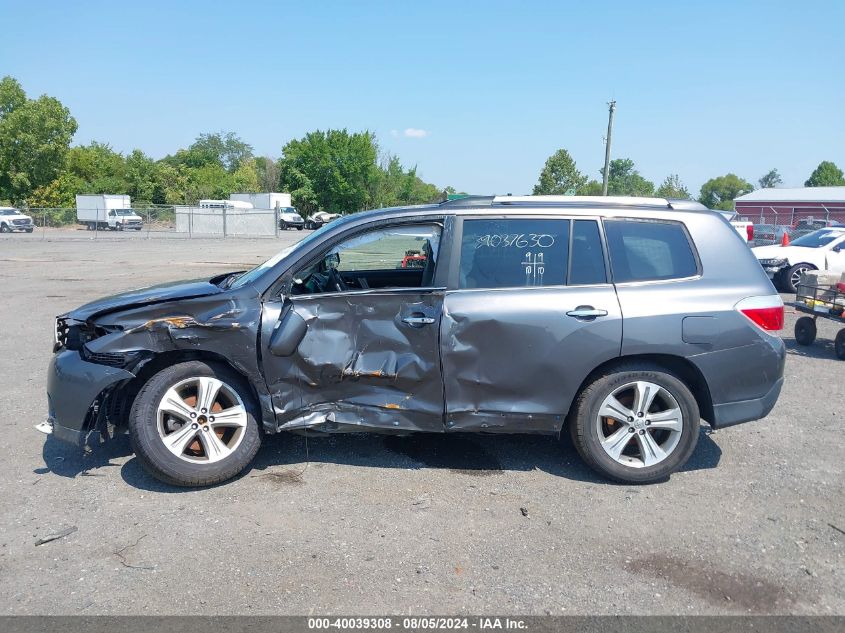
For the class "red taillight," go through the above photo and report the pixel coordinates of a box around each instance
[741,306,784,331]
[746,224,754,241]
[735,295,784,332]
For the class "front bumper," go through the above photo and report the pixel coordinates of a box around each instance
[10,223,34,232]
[46,350,135,446]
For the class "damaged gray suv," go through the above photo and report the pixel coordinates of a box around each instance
[45,196,786,486]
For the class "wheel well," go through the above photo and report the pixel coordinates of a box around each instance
[113,350,260,429]
[570,354,715,426]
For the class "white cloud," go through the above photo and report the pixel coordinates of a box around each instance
[403,128,429,138]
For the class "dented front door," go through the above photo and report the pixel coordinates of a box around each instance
[260,289,445,432]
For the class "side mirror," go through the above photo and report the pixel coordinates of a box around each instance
[833,245,841,253]
[269,309,308,357]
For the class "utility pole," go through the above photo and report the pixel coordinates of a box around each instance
[601,100,616,196]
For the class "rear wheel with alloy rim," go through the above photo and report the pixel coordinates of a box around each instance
[129,361,261,486]
[568,365,699,483]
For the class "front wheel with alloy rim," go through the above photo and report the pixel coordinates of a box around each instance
[129,361,261,486]
[568,365,700,483]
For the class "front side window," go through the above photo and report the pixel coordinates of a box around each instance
[604,219,698,283]
[459,218,570,289]
[291,224,441,295]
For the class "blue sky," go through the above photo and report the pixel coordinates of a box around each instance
[2,0,843,196]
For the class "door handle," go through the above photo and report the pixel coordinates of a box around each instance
[566,306,608,319]
[402,315,436,326]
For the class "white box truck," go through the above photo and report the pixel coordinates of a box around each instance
[75,194,143,231]
[229,192,291,210]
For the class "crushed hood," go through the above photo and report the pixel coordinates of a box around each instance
[65,278,225,321]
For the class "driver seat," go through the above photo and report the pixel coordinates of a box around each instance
[420,240,436,287]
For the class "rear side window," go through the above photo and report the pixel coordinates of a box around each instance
[604,220,698,282]
[459,219,570,289]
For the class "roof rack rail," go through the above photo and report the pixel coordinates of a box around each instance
[666,199,709,211]
[438,195,495,207]
[491,195,672,207]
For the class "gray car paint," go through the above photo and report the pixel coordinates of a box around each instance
[45,198,785,447]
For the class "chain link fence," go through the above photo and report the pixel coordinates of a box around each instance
[735,206,845,246]
[13,206,300,239]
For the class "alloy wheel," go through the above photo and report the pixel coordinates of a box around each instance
[156,376,248,463]
[595,381,684,468]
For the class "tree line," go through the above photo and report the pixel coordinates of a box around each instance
[2,75,844,219]
[0,76,451,219]
[533,149,845,210]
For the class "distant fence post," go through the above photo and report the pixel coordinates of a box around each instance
[146,209,151,238]
[189,207,193,239]
[42,210,46,241]
[222,206,227,238]
[274,206,279,238]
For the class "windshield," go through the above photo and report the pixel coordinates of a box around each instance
[790,229,845,248]
[0,210,18,215]
[229,220,338,289]
[115,210,136,216]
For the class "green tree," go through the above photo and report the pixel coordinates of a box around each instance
[698,173,754,210]
[28,173,86,209]
[577,180,603,195]
[279,129,379,213]
[124,149,159,204]
[231,158,261,193]
[758,168,782,189]
[278,163,319,215]
[66,142,127,194]
[655,174,690,199]
[0,76,78,203]
[605,158,655,197]
[532,149,587,195]
[805,161,845,187]
[254,156,280,192]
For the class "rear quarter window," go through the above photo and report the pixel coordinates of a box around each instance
[604,219,698,283]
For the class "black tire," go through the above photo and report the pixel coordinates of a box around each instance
[782,263,815,293]
[835,330,845,361]
[279,221,287,231]
[568,364,700,484]
[0,223,9,233]
[129,360,261,487]
[25,228,33,233]
[794,316,817,346]
[297,226,303,230]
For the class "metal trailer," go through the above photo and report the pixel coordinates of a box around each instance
[229,192,292,210]
[791,283,845,359]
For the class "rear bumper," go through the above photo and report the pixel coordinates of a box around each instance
[46,350,135,446]
[711,376,784,428]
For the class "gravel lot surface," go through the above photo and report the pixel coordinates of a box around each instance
[0,233,842,615]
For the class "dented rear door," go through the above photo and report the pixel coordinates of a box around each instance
[260,289,446,432]
[440,216,623,433]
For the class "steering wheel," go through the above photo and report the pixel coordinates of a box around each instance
[327,267,348,292]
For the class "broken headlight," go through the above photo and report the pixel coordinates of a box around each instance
[53,318,119,352]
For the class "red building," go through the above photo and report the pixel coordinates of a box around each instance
[734,186,845,227]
